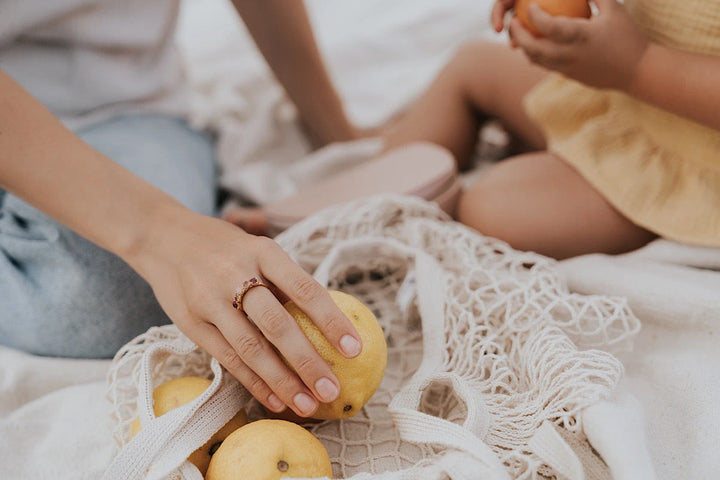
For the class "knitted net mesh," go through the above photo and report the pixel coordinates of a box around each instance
[106,194,639,479]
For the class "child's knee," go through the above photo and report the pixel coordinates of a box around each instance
[456,180,523,247]
[457,182,502,238]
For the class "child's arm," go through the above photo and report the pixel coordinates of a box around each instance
[629,45,720,132]
[509,0,720,131]
[229,0,357,146]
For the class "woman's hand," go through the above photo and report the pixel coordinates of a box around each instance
[128,209,362,418]
[508,0,649,91]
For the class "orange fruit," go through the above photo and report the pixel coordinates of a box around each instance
[515,0,591,36]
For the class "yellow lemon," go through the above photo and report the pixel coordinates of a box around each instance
[284,290,387,419]
[205,419,332,480]
[129,376,247,476]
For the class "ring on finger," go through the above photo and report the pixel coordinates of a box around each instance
[232,276,270,313]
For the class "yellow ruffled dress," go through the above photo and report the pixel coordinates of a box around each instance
[523,0,720,246]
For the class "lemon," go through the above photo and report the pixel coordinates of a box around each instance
[205,419,332,480]
[129,376,247,476]
[284,290,387,419]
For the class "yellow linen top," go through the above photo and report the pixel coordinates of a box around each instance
[524,0,720,246]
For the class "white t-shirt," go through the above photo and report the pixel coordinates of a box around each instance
[0,0,188,129]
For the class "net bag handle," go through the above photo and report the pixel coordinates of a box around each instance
[102,340,249,480]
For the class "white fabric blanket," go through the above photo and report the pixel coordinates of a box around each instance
[559,245,720,479]
[1,1,718,479]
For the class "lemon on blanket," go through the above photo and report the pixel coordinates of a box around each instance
[205,419,332,480]
[283,290,387,419]
[129,376,247,476]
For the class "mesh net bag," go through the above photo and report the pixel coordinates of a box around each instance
[104,194,639,480]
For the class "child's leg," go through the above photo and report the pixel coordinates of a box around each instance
[383,41,655,258]
[224,42,545,235]
[383,41,549,168]
[457,152,657,259]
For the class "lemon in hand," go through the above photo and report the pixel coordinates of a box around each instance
[284,290,387,420]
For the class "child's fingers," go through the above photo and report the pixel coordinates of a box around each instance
[507,17,520,48]
[510,17,566,67]
[491,2,504,32]
[491,0,515,32]
[528,3,589,44]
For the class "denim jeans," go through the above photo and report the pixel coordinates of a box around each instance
[0,115,217,358]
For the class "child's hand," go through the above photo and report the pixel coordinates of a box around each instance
[509,0,649,91]
[492,0,517,32]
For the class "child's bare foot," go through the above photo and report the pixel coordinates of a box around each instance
[222,206,269,236]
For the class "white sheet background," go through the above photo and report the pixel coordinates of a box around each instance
[1,1,718,479]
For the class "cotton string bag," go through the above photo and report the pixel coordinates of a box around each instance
[104,194,645,480]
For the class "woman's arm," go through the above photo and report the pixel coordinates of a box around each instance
[230,0,358,146]
[507,0,720,131]
[0,71,170,257]
[0,70,362,417]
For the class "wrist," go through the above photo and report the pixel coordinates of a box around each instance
[626,42,661,98]
[112,198,194,275]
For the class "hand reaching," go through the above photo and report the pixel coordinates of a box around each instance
[129,211,362,418]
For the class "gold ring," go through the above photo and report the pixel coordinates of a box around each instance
[232,277,269,312]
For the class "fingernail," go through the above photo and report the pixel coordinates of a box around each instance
[315,377,339,402]
[340,335,361,357]
[267,393,285,412]
[293,392,317,416]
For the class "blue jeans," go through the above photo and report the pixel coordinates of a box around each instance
[0,115,217,358]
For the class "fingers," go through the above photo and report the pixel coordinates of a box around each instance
[193,320,286,414]
[510,18,558,66]
[241,286,343,406]
[491,0,515,32]
[211,302,325,417]
[510,16,582,69]
[528,3,589,43]
[257,238,363,359]
[187,234,364,417]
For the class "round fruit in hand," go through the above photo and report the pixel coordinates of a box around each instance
[515,0,591,36]
[205,419,333,480]
[129,376,247,476]
[283,290,387,419]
